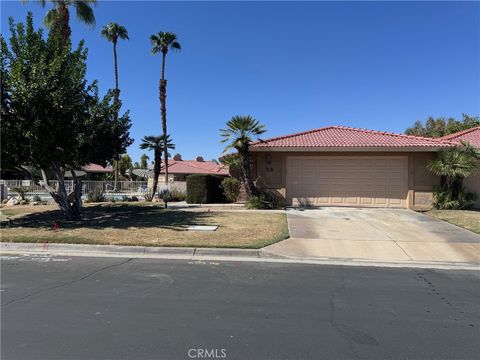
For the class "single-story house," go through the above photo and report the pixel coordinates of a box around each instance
[149,155,229,183]
[440,127,480,208]
[250,125,479,210]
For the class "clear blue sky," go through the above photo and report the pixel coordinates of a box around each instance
[2,1,479,163]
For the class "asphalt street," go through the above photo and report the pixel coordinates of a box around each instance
[1,254,479,360]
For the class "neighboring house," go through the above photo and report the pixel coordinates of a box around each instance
[440,127,480,208]
[82,163,113,175]
[250,126,457,210]
[149,155,230,183]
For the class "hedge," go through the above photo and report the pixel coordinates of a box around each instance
[186,174,226,204]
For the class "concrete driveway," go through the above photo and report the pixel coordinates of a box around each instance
[262,208,480,265]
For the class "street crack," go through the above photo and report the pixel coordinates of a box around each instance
[2,258,133,308]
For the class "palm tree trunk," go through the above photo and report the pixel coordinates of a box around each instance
[113,41,119,97]
[152,149,161,198]
[55,1,71,43]
[240,146,256,196]
[160,51,169,185]
[113,40,120,192]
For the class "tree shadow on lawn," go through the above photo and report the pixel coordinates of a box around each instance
[3,203,215,231]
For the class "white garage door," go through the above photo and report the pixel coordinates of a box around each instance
[286,156,408,208]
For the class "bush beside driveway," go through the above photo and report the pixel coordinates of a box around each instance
[0,203,289,249]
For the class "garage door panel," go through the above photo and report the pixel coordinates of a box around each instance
[287,156,408,208]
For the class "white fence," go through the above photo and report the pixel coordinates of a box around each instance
[0,180,186,201]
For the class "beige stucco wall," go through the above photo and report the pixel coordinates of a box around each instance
[252,151,440,210]
[464,170,480,208]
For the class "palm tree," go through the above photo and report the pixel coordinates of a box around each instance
[220,115,266,196]
[140,134,175,199]
[428,142,480,208]
[140,154,150,169]
[100,22,128,102]
[150,31,181,185]
[101,22,129,191]
[23,0,96,42]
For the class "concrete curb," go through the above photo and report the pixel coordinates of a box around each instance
[1,242,479,270]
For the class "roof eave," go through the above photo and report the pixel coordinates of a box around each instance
[249,146,450,152]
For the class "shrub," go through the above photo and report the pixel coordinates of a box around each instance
[32,194,42,202]
[19,199,28,205]
[433,188,477,210]
[246,195,264,209]
[144,192,154,202]
[221,177,241,203]
[246,190,285,209]
[158,189,173,208]
[87,189,105,203]
[12,187,30,201]
[129,196,139,202]
[169,188,187,202]
[186,174,225,204]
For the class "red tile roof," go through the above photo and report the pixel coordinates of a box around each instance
[152,160,229,176]
[251,126,455,149]
[439,127,480,148]
[82,163,113,173]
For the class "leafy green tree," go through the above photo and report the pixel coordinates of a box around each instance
[427,142,480,209]
[118,154,133,179]
[22,0,96,42]
[140,153,150,169]
[101,22,129,190]
[140,135,175,199]
[150,31,181,184]
[1,14,133,220]
[220,115,266,196]
[405,114,480,138]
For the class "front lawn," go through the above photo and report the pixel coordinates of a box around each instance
[426,209,480,234]
[0,203,289,248]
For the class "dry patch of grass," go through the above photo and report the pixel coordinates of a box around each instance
[426,209,480,234]
[0,203,289,248]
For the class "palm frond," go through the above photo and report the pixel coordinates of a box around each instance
[43,8,57,27]
[101,22,129,42]
[219,115,267,153]
[150,31,181,54]
[74,1,95,26]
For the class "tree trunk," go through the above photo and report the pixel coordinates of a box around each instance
[53,1,71,44]
[151,149,161,199]
[160,79,168,185]
[113,40,119,98]
[113,40,120,192]
[159,51,169,185]
[40,164,82,221]
[239,145,256,197]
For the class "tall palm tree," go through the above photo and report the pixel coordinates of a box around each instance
[140,134,175,199]
[150,31,181,185]
[428,142,480,208]
[220,115,266,196]
[100,22,128,102]
[101,22,129,191]
[22,0,96,42]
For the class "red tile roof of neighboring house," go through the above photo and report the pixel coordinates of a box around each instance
[152,160,229,176]
[82,163,113,173]
[250,126,455,149]
[439,127,480,148]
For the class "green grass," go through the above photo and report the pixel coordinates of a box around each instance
[426,209,480,234]
[0,203,289,248]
